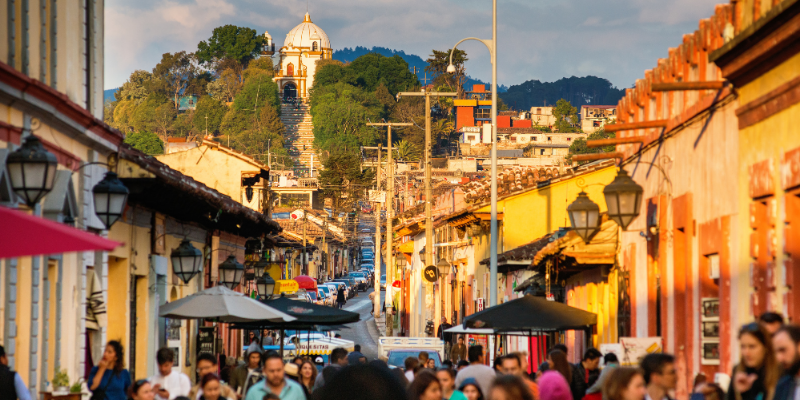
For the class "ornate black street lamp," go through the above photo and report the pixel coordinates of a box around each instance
[170,239,203,284]
[603,168,644,230]
[567,191,601,243]
[92,172,129,229]
[218,255,244,290]
[6,136,58,207]
[256,273,276,299]
[437,258,450,277]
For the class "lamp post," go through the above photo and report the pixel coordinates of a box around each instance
[446,0,498,307]
[170,239,203,284]
[6,135,58,207]
[218,255,245,290]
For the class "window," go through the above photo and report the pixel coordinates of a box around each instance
[533,136,537,141]
[467,136,476,141]
[539,149,545,155]
[567,137,572,141]
[312,41,318,51]
[547,136,552,141]
[475,108,491,119]
[510,136,517,142]
[536,108,541,115]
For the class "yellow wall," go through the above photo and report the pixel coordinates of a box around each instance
[106,257,130,359]
[475,166,616,250]
[14,257,33,384]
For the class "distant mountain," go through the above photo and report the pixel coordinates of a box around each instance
[333,46,508,92]
[499,76,625,111]
[104,88,119,104]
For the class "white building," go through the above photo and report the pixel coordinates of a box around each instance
[273,13,333,101]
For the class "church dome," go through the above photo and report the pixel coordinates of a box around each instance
[283,13,331,50]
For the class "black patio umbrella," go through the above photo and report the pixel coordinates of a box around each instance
[463,294,597,332]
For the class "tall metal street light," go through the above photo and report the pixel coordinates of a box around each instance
[446,0,498,307]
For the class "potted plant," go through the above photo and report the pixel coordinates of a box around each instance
[70,379,83,394]
[52,369,70,393]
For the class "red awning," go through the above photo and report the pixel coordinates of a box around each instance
[0,205,120,259]
[293,275,317,290]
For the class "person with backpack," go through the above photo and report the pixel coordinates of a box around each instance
[0,345,31,400]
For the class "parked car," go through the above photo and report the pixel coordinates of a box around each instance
[380,274,386,290]
[349,272,369,290]
[332,278,357,298]
[386,350,442,369]
[325,281,348,299]
[318,286,334,306]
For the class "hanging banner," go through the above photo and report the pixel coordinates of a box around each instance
[198,327,216,356]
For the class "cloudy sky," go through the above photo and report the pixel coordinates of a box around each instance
[105,0,721,91]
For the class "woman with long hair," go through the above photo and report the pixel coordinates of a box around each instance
[198,374,231,400]
[547,350,573,385]
[602,368,646,400]
[437,368,467,400]
[129,380,154,400]
[729,323,780,400]
[89,340,132,400]
[459,378,485,400]
[299,361,317,392]
[490,375,535,400]
[409,370,443,400]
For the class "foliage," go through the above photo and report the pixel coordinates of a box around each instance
[152,51,201,110]
[196,25,264,68]
[500,75,625,111]
[426,48,468,96]
[497,97,509,111]
[233,70,280,114]
[552,99,579,132]
[70,381,82,394]
[310,82,383,150]
[318,147,375,210]
[53,369,70,387]
[192,96,227,135]
[314,53,418,95]
[248,56,274,73]
[392,139,421,162]
[124,132,164,155]
[116,70,158,103]
[567,128,615,164]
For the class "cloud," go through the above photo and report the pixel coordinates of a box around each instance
[105,0,721,91]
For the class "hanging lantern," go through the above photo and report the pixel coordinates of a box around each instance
[245,186,254,202]
[418,247,426,265]
[256,273,276,299]
[436,258,450,276]
[567,191,601,243]
[254,257,271,277]
[218,255,244,290]
[603,168,644,230]
[6,135,58,207]
[92,172,129,229]
[170,239,203,284]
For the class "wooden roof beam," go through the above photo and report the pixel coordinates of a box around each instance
[586,136,646,148]
[604,120,668,132]
[650,81,727,91]
[571,152,624,162]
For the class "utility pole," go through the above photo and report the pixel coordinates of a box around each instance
[322,214,327,281]
[374,144,382,318]
[396,89,457,334]
[302,213,308,275]
[368,122,412,332]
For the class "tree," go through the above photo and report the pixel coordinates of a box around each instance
[318,147,374,210]
[196,25,264,68]
[499,76,626,112]
[567,128,615,164]
[192,96,227,135]
[309,82,382,150]
[152,51,198,110]
[153,103,177,141]
[233,70,280,114]
[314,53,417,95]
[552,99,579,132]
[124,132,164,155]
[426,49,468,95]
[393,139,421,162]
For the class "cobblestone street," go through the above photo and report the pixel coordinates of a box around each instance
[337,288,385,360]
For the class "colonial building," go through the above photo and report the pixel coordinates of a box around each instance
[273,12,332,101]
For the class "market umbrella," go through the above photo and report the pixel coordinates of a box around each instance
[463,294,597,332]
[293,275,317,290]
[0,205,120,259]
[234,296,360,327]
[158,286,295,323]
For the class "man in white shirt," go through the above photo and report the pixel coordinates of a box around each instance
[454,345,496,396]
[150,348,191,400]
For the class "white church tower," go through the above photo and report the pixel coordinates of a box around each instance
[273,12,332,101]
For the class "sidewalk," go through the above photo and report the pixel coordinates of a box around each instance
[374,313,387,337]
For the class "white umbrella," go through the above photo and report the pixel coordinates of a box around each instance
[159,285,295,323]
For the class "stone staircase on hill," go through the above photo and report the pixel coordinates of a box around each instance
[281,102,321,175]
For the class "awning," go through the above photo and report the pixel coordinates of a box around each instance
[463,294,597,332]
[0,205,121,259]
[532,219,618,267]
[397,241,414,254]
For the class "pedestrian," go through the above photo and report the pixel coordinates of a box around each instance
[198,374,232,400]
[443,360,455,370]
[313,364,408,400]
[547,350,573,385]
[426,358,436,369]
[454,345,496,396]
[129,379,155,400]
[0,345,31,400]
[570,348,602,400]
[299,361,317,392]
[602,368,646,400]
[539,345,568,376]
[409,370,444,400]
[347,344,366,365]
[89,340,132,400]
[220,357,235,384]
[585,353,620,400]
[437,368,468,400]
[247,331,259,346]
[283,363,308,399]
[438,317,454,358]
[759,313,785,336]
[244,351,305,400]
[291,357,304,367]
[336,286,346,309]
[696,384,726,400]
[728,323,780,400]
[312,347,348,391]
[189,353,237,400]
[230,342,263,397]
[452,336,468,363]
[640,354,677,400]
[539,371,572,400]
[405,357,420,383]
[419,352,430,368]
[500,353,539,400]
[491,375,535,400]
[150,348,191,400]
[262,330,274,346]
[459,378,485,400]
[773,325,800,400]
[457,360,470,372]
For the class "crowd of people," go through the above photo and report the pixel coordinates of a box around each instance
[7,312,800,400]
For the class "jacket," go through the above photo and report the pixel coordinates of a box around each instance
[450,343,467,362]
[336,288,346,303]
[570,363,599,400]
[189,381,237,400]
[244,378,306,400]
[0,364,18,400]
[773,375,796,400]
[728,365,771,400]
[229,364,262,395]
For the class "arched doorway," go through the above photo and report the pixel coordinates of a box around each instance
[283,83,297,101]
